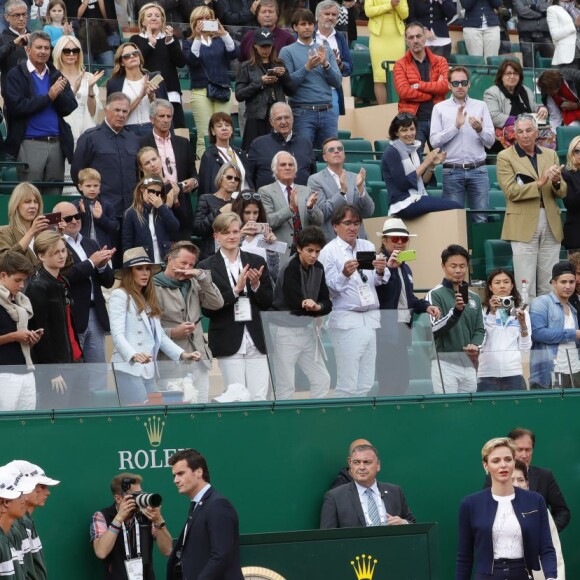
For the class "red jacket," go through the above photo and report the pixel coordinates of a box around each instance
[393,48,449,114]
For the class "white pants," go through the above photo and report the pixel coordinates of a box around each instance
[431,358,477,394]
[463,27,501,58]
[331,326,377,397]
[511,209,561,300]
[270,324,330,400]
[217,341,270,401]
[0,372,36,410]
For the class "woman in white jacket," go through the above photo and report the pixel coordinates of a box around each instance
[109,247,200,405]
[477,268,532,391]
[547,0,580,84]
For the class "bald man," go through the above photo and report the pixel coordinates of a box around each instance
[330,438,372,489]
[55,202,115,368]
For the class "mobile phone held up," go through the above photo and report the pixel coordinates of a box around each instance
[356,251,376,270]
[458,281,469,304]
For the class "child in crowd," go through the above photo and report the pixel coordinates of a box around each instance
[43,0,73,46]
[73,168,119,249]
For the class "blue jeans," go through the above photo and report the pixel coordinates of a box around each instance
[416,118,431,151]
[395,195,463,220]
[442,166,489,223]
[477,375,527,392]
[291,105,338,151]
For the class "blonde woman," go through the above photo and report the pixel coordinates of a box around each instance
[562,135,580,252]
[0,183,49,267]
[182,6,240,157]
[130,2,186,127]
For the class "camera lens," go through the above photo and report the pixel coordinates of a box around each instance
[133,493,162,509]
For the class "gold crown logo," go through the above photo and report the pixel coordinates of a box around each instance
[351,554,378,580]
[144,416,165,447]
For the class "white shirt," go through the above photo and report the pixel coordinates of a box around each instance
[492,494,524,559]
[123,77,150,125]
[355,481,387,526]
[555,309,580,374]
[148,212,162,264]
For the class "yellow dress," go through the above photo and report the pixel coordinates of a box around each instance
[365,0,409,82]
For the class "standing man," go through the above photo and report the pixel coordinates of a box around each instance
[0,0,30,98]
[394,22,449,150]
[425,244,485,394]
[140,99,199,242]
[279,8,342,150]
[154,241,224,404]
[246,102,316,190]
[4,30,77,195]
[72,93,141,230]
[167,449,244,580]
[319,205,390,397]
[307,136,374,241]
[497,113,567,299]
[430,66,495,223]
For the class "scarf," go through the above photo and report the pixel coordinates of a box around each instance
[391,138,427,199]
[154,272,191,302]
[497,83,532,116]
[0,285,34,367]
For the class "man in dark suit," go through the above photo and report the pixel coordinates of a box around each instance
[320,444,416,528]
[167,448,244,580]
[484,427,570,532]
[140,99,199,242]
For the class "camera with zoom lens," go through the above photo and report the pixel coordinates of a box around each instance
[499,296,514,309]
[121,477,162,509]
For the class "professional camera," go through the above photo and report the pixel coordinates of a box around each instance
[121,477,162,509]
[499,296,514,309]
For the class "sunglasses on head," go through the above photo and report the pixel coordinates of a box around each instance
[121,50,140,60]
[241,192,261,201]
[325,145,344,153]
[63,213,81,223]
[388,235,409,243]
[224,175,241,182]
[450,80,468,87]
[396,112,415,121]
[62,47,81,55]
[146,188,163,195]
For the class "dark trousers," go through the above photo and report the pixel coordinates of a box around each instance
[475,558,530,579]
[477,375,527,392]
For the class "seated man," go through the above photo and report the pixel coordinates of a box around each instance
[320,443,416,528]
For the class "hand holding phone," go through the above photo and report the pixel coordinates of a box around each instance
[44,212,62,225]
[458,281,469,304]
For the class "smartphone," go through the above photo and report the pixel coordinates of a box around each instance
[396,249,416,263]
[255,222,269,234]
[148,73,164,88]
[202,20,218,32]
[356,251,376,270]
[458,281,470,303]
[266,69,277,77]
[44,212,61,225]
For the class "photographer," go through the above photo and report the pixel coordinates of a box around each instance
[90,473,172,579]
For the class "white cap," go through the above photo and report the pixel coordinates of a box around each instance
[213,383,252,403]
[0,466,36,499]
[5,460,60,486]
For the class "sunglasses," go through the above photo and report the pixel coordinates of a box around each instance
[396,112,415,121]
[224,175,241,182]
[63,213,81,223]
[241,192,261,201]
[62,47,81,55]
[325,145,344,153]
[450,80,468,87]
[388,235,409,243]
[165,157,173,175]
[146,188,163,195]
[121,50,140,60]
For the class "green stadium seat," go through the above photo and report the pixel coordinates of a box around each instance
[374,140,390,158]
[469,72,496,101]
[487,55,521,67]
[340,139,373,163]
[449,54,486,66]
[456,40,468,55]
[338,129,352,140]
[484,239,513,276]
[488,189,506,208]
[556,125,580,156]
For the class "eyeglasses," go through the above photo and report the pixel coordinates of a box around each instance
[63,213,81,223]
[339,220,361,227]
[241,192,261,201]
[503,71,520,77]
[450,80,469,87]
[396,112,415,121]
[387,235,409,243]
[62,47,81,55]
[224,175,241,182]
[165,157,173,175]
[7,11,27,18]
[121,50,140,60]
[146,188,163,195]
[325,145,344,153]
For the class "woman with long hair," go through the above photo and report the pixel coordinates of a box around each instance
[0,183,49,267]
[109,247,200,405]
[562,135,580,252]
[122,175,179,263]
[235,28,294,150]
[478,268,532,391]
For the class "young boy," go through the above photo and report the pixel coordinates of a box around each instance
[271,226,332,400]
[0,252,40,411]
[74,168,119,249]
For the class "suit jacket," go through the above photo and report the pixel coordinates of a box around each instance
[483,464,570,532]
[166,486,244,580]
[307,168,374,241]
[258,182,324,261]
[62,236,114,334]
[498,144,566,243]
[140,131,198,241]
[197,250,273,357]
[320,480,416,529]
[456,488,556,580]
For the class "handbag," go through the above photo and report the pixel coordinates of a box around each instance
[206,81,231,103]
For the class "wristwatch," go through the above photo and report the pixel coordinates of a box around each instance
[153,521,166,529]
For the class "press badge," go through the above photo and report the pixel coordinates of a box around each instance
[234,296,252,322]
[125,558,143,580]
[357,283,375,307]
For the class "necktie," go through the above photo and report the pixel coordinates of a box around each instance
[365,488,381,527]
[88,201,96,241]
[287,185,302,251]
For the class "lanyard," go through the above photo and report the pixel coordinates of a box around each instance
[122,518,141,560]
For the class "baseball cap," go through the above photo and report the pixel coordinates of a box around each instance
[5,460,60,486]
[551,261,575,281]
[0,466,36,499]
[254,28,274,46]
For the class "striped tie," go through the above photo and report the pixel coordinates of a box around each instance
[365,488,381,526]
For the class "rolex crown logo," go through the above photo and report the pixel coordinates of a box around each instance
[351,554,378,580]
[144,416,165,447]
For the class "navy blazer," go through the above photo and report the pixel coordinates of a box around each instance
[456,487,556,580]
[408,0,456,39]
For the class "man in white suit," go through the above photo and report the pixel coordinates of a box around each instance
[259,151,324,263]
[307,137,375,241]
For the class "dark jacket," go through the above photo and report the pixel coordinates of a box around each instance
[62,236,115,334]
[105,73,169,101]
[26,268,79,364]
[513,0,551,34]
[214,0,257,25]
[408,0,456,39]
[0,28,28,98]
[562,168,580,250]
[72,196,119,249]
[198,145,250,196]
[198,250,273,357]
[235,61,295,121]
[330,467,351,489]
[247,131,316,190]
[456,487,557,580]
[461,0,502,27]
[122,204,180,262]
[192,194,232,260]
[134,0,203,23]
[4,61,77,161]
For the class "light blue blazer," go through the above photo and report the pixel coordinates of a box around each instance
[109,288,183,377]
